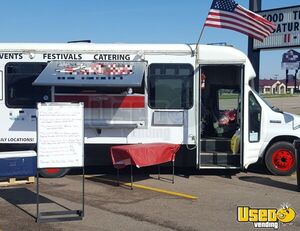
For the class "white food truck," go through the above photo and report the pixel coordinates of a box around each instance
[0,42,299,177]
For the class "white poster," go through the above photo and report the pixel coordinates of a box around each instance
[37,103,84,168]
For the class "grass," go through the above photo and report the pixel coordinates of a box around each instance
[260,94,298,98]
[219,94,238,99]
[219,93,300,100]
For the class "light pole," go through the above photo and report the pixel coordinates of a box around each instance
[248,0,262,91]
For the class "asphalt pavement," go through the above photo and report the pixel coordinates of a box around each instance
[0,168,299,231]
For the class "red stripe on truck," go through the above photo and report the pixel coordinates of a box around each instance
[54,94,145,108]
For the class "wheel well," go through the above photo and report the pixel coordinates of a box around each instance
[263,135,298,159]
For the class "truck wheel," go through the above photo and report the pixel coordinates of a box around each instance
[265,141,296,176]
[39,168,70,178]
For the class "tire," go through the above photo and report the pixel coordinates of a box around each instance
[265,141,296,176]
[39,168,70,178]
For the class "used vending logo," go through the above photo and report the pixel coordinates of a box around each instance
[237,204,296,229]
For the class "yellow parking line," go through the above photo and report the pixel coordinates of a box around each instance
[291,173,296,179]
[123,182,198,200]
[85,175,99,179]
[85,175,198,200]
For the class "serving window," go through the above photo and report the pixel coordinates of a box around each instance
[148,63,193,109]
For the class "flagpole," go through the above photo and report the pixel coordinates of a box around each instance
[194,25,205,60]
[194,0,213,60]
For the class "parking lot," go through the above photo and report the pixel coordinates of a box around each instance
[0,95,300,231]
[266,95,300,115]
[0,167,299,231]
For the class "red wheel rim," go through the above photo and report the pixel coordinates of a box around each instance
[271,149,295,171]
[44,168,60,174]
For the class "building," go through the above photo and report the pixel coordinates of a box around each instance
[259,78,300,94]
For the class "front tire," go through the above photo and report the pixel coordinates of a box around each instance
[265,141,296,176]
[39,168,70,178]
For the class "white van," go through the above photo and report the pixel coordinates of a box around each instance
[0,42,298,177]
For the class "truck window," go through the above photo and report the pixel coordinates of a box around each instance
[148,64,193,109]
[5,62,51,108]
[248,92,261,142]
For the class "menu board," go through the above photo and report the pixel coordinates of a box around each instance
[37,103,84,168]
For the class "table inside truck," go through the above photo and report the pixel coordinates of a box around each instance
[110,143,180,188]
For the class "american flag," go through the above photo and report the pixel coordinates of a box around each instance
[204,0,276,41]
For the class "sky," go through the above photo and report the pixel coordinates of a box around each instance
[0,0,299,79]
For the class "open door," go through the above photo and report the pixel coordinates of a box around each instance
[242,88,264,169]
[198,64,244,169]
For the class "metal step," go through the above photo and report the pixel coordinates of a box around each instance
[199,164,240,169]
[201,138,232,153]
[200,152,240,167]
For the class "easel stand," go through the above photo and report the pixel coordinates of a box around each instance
[36,102,85,223]
[36,167,85,223]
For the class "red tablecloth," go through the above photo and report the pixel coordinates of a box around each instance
[110,143,180,169]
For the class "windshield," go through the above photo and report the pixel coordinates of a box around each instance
[250,87,283,113]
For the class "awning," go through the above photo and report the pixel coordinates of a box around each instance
[33,61,146,87]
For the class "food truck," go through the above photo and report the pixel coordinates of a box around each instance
[0,42,299,177]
